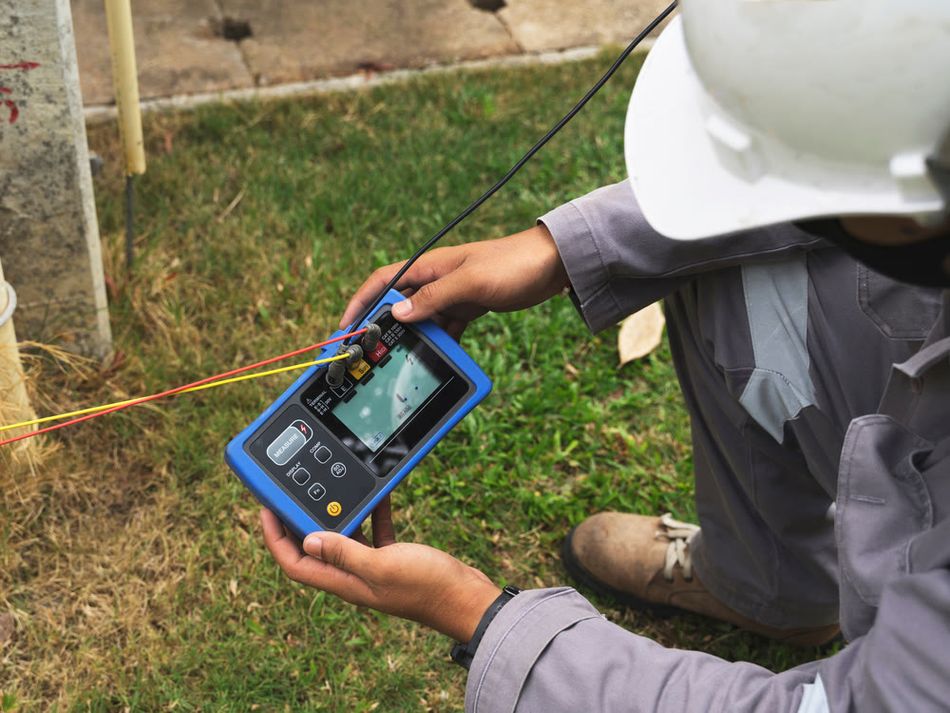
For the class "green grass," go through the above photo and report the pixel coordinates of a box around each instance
[0,51,832,710]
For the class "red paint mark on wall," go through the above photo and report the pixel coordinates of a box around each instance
[0,61,40,124]
[0,61,40,71]
[0,87,18,124]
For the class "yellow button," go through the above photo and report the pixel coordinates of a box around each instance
[327,501,342,517]
[348,359,371,380]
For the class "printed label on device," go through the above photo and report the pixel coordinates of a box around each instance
[266,419,312,465]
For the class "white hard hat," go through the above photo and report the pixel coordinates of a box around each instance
[625,0,950,240]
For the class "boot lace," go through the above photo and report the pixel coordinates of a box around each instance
[656,513,700,582]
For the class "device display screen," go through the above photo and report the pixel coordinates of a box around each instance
[333,342,442,452]
[299,312,472,477]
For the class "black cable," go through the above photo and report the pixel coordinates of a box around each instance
[345,1,677,339]
[125,175,135,270]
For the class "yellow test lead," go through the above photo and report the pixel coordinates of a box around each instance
[0,354,349,435]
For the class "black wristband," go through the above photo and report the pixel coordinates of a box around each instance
[450,585,521,670]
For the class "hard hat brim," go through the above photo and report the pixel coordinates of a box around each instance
[624,17,945,240]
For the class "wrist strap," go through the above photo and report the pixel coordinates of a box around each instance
[450,585,521,670]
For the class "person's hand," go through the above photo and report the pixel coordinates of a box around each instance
[260,498,501,642]
[340,224,570,339]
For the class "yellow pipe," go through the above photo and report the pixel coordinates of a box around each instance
[0,259,35,446]
[104,0,146,175]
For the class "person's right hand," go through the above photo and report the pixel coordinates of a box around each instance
[340,224,570,339]
[261,506,501,644]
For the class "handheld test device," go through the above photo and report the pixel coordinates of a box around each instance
[225,290,491,538]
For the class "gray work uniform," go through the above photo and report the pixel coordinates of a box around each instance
[464,182,950,712]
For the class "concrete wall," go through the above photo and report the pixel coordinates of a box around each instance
[0,0,112,358]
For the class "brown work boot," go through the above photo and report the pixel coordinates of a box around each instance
[562,512,840,648]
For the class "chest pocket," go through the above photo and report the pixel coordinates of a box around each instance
[858,265,942,340]
[836,415,934,640]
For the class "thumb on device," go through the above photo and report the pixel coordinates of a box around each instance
[392,278,467,323]
[303,531,373,574]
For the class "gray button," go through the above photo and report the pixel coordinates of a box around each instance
[330,462,347,478]
[266,420,312,465]
[314,446,331,464]
[308,482,326,501]
[292,468,311,486]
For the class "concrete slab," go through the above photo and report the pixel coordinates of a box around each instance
[218,0,519,86]
[499,0,672,52]
[69,0,670,106]
[71,0,253,105]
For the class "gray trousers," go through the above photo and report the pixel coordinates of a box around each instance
[661,261,942,627]
[664,280,840,628]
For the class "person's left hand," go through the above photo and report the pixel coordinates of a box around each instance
[260,498,501,643]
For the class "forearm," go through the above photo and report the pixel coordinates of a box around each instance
[541,181,826,333]
[467,564,950,713]
[465,588,818,713]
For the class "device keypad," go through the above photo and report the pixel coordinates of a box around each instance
[250,404,376,528]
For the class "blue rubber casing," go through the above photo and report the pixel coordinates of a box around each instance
[225,289,492,538]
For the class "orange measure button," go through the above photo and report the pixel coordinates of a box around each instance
[326,501,342,517]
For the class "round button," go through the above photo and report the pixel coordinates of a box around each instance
[330,462,347,478]
[327,501,342,517]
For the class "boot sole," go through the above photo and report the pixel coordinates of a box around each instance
[560,526,677,618]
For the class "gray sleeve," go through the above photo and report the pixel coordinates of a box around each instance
[540,181,826,333]
[464,587,818,713]
[465,574,950,713]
